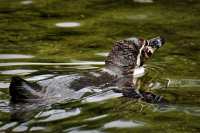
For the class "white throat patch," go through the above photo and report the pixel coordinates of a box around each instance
[136,42,145,67]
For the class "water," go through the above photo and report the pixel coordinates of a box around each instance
[0,0,200,132]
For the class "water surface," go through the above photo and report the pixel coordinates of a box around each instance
[0,0,199,132]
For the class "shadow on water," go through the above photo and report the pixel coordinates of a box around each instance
[0,0,200,132]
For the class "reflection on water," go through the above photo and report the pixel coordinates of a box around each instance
[68,129,103,133]
[82,90,123,103]
[0,59,199,132]
[0,122,18,131]
[12,124,28,132]
[0,61,105,66]
[0,54,34,59]
[0,69,37,75]
[67,65,99,70]
[0,0,200,132]
[26,74,55,81]
[20,0,33,5]
[64,125,87,132]
[103,120,144,128]
[36,108,81,122]
[0,100,10,113]
[133,0,153,3]
[0,82,10,88]
[29,126,46,132]
[84,114,108,121]
[154,105,200,117]
[127,14,148,20]
[95,52,109,57]
[167,79,200,88]
[55,22,81,28]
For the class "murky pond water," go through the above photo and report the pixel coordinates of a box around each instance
[0,0,200,132]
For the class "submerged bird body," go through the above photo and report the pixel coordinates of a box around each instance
[9,36,165,104]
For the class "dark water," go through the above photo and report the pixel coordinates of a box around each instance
[0,0,200,132]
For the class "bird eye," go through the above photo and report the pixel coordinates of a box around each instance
[151,40,161,48]
[153,40,158,45]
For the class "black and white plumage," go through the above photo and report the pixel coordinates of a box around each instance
[9,36,165,104]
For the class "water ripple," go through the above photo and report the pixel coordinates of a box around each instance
[84,114,108,121]
[154,105,200,116]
